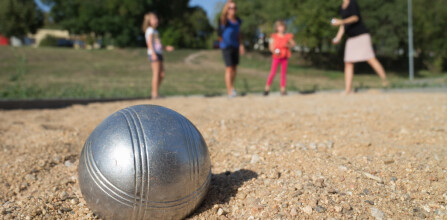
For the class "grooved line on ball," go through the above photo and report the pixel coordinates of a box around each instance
[123,109,147,220]
[141,169,212,209]
[177,114,194,182]
[183,116,199,180]
[190,119,200,182]
[129,108,151,220]
[120,110,142,219]
[84,138,135,207]
[84,133,210,209]
[84,109,210,215]
[190,120,200,179]
[85,133,211,210]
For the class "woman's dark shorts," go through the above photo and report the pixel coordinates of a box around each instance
[148,53,163,62]
[222,47,239,67]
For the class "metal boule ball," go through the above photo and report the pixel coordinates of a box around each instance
[78,105,211,220]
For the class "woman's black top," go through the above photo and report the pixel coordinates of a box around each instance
[340,0,369,37]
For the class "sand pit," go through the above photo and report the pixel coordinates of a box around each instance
[1,92,446,219]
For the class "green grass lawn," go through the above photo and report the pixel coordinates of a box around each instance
[0,47,445,99]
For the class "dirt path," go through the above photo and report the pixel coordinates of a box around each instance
[183,50,269,78]
[184,51,210,66]
[1,93,446,219]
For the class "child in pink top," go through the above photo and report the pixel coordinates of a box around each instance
[264,21,296,96]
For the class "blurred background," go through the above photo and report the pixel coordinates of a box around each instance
[0,0,446,99]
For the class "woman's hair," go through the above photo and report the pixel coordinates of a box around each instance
[142,12,157,32]
[220,2,235,27]
[275,20,287,32]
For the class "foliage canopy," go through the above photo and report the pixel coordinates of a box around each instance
[44,0,213,48]
[0,0,44,38]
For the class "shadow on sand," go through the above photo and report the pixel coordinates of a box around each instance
[298,85,318,95]
[190,169,258,217]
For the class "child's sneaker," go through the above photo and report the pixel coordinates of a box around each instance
[228,93,237,99]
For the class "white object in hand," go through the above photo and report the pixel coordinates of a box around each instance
[331,18,337,24]
[274,48,280,54]
[332,38,338,43]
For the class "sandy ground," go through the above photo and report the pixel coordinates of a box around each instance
[1,92,446,219]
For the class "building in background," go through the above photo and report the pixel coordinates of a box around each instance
[28,29,70,47]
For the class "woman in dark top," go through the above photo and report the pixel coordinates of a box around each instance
[332,0,388,94]
[219,0,245,98]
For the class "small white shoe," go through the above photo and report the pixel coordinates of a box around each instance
[231,89,237,96]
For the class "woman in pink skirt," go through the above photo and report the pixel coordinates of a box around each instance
[331,0,389,94]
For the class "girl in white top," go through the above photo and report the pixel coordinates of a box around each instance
[142,12,174,99]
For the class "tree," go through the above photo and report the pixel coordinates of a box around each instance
[413,0,447,72]
[45,0,213,48]
[0,0,44,37]
[292,0,339,51]
[230,0,299,46]
[161,6,213,49]
[46,0,152,47]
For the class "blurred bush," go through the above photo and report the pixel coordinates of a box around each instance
[39,35,58,47]
[161,27,182,48]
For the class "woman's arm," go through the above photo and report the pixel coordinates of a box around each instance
[342,15,359,25]
[331,15,359,26]
[239,33,245,55]
[333,25,345,45]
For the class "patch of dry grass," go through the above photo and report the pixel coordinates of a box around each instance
[0,47,445,99]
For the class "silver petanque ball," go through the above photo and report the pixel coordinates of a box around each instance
[78,105,211,220]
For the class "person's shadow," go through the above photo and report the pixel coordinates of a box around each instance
[190,169,258,217]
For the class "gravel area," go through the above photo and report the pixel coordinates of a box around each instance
[1,92,446,219]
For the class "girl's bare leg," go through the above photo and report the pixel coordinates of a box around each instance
[225,66,236,96]
[344,62,354,94]
[159,62,165,87]
[231,66,237,95]
[280,87,286,94]
[151,61,161,98]
[367,58,389,86]
[225,67,232,96]
[231,66,237,89]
